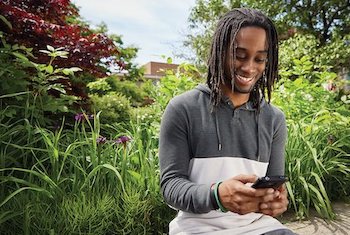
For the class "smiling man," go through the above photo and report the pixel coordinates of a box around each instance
[159,8,295,235]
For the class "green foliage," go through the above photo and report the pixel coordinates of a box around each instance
[90,92,132,125]
[87,78,112,96]
[272,54,350,219]
[273,55,349,120]
[280,34,350,73]
[108,76,148,106]
[88,75,149,108]
[285,111,350,219]
[0,41,83,125]
[130,106,158,126]
[184,0,350,67]
[0,114,175,234]
[150,63,203,113]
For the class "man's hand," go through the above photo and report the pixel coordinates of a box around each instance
[218,174,276,215]
[259,185,289,217]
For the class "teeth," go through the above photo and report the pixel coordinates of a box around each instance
[237,75,254,82]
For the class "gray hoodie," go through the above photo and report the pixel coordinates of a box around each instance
[159,84,287,234]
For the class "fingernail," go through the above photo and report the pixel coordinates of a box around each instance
[260,203,268,209]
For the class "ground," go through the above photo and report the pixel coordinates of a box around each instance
[283,202,350,234]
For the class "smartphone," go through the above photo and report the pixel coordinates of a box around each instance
[251,176,288,189]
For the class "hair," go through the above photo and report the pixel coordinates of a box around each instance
[207,8,279,110]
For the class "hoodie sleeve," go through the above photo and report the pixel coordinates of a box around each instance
[159,99,213,213]
[266,109,287,176]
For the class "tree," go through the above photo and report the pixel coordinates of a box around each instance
[0,0,122,77]
[92,22,144,81]
[185,0,350,66]
[0,0,137,125]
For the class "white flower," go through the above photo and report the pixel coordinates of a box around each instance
[305,94,314,101]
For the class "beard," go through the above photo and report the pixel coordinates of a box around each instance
[233,82,255,94]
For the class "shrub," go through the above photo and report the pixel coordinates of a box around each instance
[0,41,84,126]
[273,56,349,120]
[279,33,350,73]
[90,92,131,126]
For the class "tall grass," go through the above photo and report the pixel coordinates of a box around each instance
[285,110,350,219]
[0,113,175,234]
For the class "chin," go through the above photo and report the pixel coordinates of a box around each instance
[233,85,254,94]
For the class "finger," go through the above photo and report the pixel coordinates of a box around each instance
[270,205,288,217]
[261,199,288,212]
[260,190,276,202]
[229,200,260,215]
[254,188,275,197]
[276,183,287,192]
[233,174,258,184]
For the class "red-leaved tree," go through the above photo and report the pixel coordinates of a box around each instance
[0,0,123,77]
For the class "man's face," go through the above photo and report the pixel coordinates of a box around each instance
[225,26,268,94]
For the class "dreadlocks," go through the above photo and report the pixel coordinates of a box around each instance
[207,8,279,111]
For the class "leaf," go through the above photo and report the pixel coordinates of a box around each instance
[127,170,142,182]
[0,211,22,225]
[12,52,29,62]
[47,84,66,94]
[0,187,52,208]
[45,65,54,74]
[39,49,51,55]
[47,45,55,52]
[0,15,12,29]
[80,164,125,193]
[0,91,31,99]
[62,67,82,75]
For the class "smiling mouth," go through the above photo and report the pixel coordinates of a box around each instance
[236,74,255,83]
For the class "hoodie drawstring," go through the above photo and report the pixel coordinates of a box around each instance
[255,111,261,162]
[215,113,222,151]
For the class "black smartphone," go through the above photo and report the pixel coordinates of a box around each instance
[251,176,288,189]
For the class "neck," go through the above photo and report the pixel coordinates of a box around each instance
[221,84,250,107]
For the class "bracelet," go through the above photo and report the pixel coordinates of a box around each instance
[214,182,228,213]
[210,184,219,210]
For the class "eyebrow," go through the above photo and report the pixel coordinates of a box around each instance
[236,47,268,54]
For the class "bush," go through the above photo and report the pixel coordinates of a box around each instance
[273,56,349,120]
[279,33,350,73]
[87,76,148,107]
[0,41,84,126]
[90,92,132,126]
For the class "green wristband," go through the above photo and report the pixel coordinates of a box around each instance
[214,182,228,213]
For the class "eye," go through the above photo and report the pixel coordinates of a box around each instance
[235,54,247,60]
[255,57,268,64]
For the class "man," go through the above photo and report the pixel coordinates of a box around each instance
[159,8,295,235]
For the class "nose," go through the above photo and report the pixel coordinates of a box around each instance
[240,60,256,75]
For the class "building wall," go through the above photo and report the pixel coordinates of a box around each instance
[143,61,178,77]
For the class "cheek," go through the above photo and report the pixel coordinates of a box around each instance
[257,64,266,77]
[259,63,267,72]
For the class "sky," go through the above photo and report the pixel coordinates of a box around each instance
[72,0,197,66]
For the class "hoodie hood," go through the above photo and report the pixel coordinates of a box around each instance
[195,84,266,110]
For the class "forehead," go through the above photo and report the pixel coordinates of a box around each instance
[234,26,267,51]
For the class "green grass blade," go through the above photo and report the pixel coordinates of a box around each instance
[0,187,52,208]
